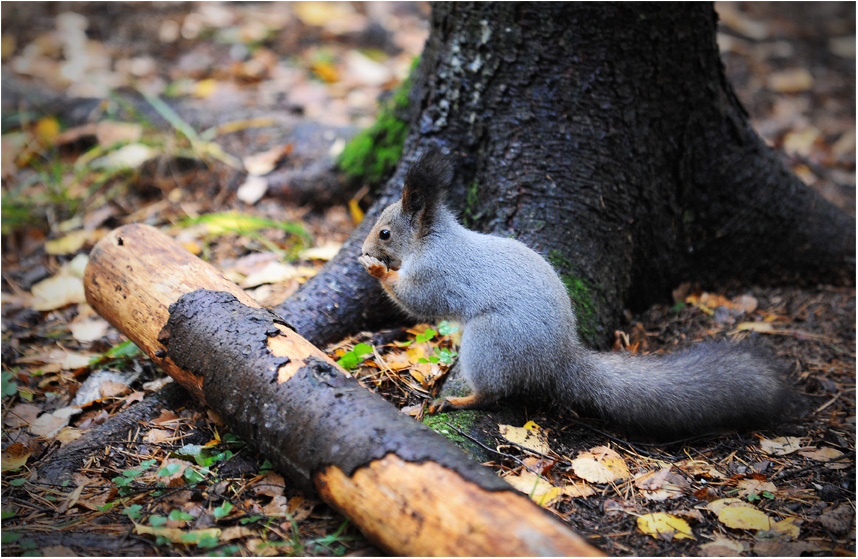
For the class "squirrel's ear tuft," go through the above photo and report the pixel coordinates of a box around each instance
[402,150,453,227]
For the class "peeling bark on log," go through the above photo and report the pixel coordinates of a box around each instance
[84,224,602,557]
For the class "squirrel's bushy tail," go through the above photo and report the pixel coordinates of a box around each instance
[582,342,796,438]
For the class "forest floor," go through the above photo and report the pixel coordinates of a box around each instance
[1,2,854,557]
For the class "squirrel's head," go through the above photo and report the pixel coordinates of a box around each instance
[361,150,453,270]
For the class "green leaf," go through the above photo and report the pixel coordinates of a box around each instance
[149,515,168,527]
[336,343,374,370]
[158,463,182,477]
[121,468,144,478]
[213,501,233,519]
[196,533,220,549]
[184,468,205,484]
[125,504,143,520]
[169,509,194,522]
[437,321,459,336]
[2,532,21,543]
[2,370,18,397]
[259,460,274,473]
[112,476,133,487]
[415,329,436,344]
[239,515,264,525]
[9,478,26,487]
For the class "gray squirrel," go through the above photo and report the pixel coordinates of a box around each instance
[358,151,794,438]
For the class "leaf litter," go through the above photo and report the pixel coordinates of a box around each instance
[1,2,854,557]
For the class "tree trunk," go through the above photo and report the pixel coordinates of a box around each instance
[276,2,854,349]
[83,224,602,557]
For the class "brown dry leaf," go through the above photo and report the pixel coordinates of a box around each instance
[255,472,286,498]
[99,379,131,399]
[759,436,804,455]
[498,421,552,455]
[242,144,292,175]
[1,442,31,471]
[782,126,821,156]
[676,459,726,479]
[240,261,300,288]
[798,446,844,461]
[42,545,77,557]
[31,274,86,311]
[768,68,814,93]
[157,459,191,486]
[698,537,745,556]
[300,242,343,262]
[69,317,109,342]
[736,479,777,499]
[635,467,688,501]
[636,512,695,541]
[4,403,43,428]
[571,445,630,484]
[30,407,81,438]
[818,503,854,535]
[286,495,317,523]
[95,121,143,146]
[55,427,82,446]
[222,526,255,541]
[144,429,175,444]
[152,409,180,425]
[753,541,822,556]
[262,494,289,515]
[236,174,269,205]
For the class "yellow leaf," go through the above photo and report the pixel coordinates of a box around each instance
[312,61,339,83]
[31,274,86,311]
[194,78,218,99]
[1,442,31,471]
[35,116,61,145]
[798,447,844,461]
[717,505,772,530]
[637,512,695,540]
[704,498,751,514]
[771,516,801,539]
[571,446,630,484]
[134,524,221,544]
[45,229,92,255]
[348,199,364,224]
[498,422,551,455]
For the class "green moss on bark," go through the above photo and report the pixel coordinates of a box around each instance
[548,250,603,345]
[336,58,418,185]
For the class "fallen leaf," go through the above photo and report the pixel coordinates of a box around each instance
[300,243,343,262]
[240,261,300,288]
[753,541,822,556]
[144,429,176,444]
[286,495,317,522]
[255,472,286,498]
[221,526,255,541]
[637,512,695,541]
[91,143,157,169]
[55,426,82,445]
[798,447,844,461]
[571,446,630,484]
[703,498,751,514]
[635,467,688,501]
[262,494,289,515]
[134,524,221,545]
[736,479,777,499]
[30,411,72,438]
[45,229,92,255]
[768,68,814,93]
[498,421,552,455]
[69,317,109,342]
[95,121,143,147]
[242,144,291,175]
[31,274,86,311]
[698,536,745,556]
[3,403,43,428]
[759,436,804,456]
[717,504,772,530]
[818,503,854,535]
[236,174,269,205]
[1,442,31,471]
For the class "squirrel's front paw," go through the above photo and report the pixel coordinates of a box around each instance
[359,255,387,278]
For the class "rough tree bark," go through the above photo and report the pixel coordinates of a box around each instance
[276,2,854,349]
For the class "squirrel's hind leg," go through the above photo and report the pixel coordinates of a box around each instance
[429,392,494,413]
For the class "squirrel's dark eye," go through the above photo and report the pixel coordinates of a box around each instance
[378,229,391,241]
